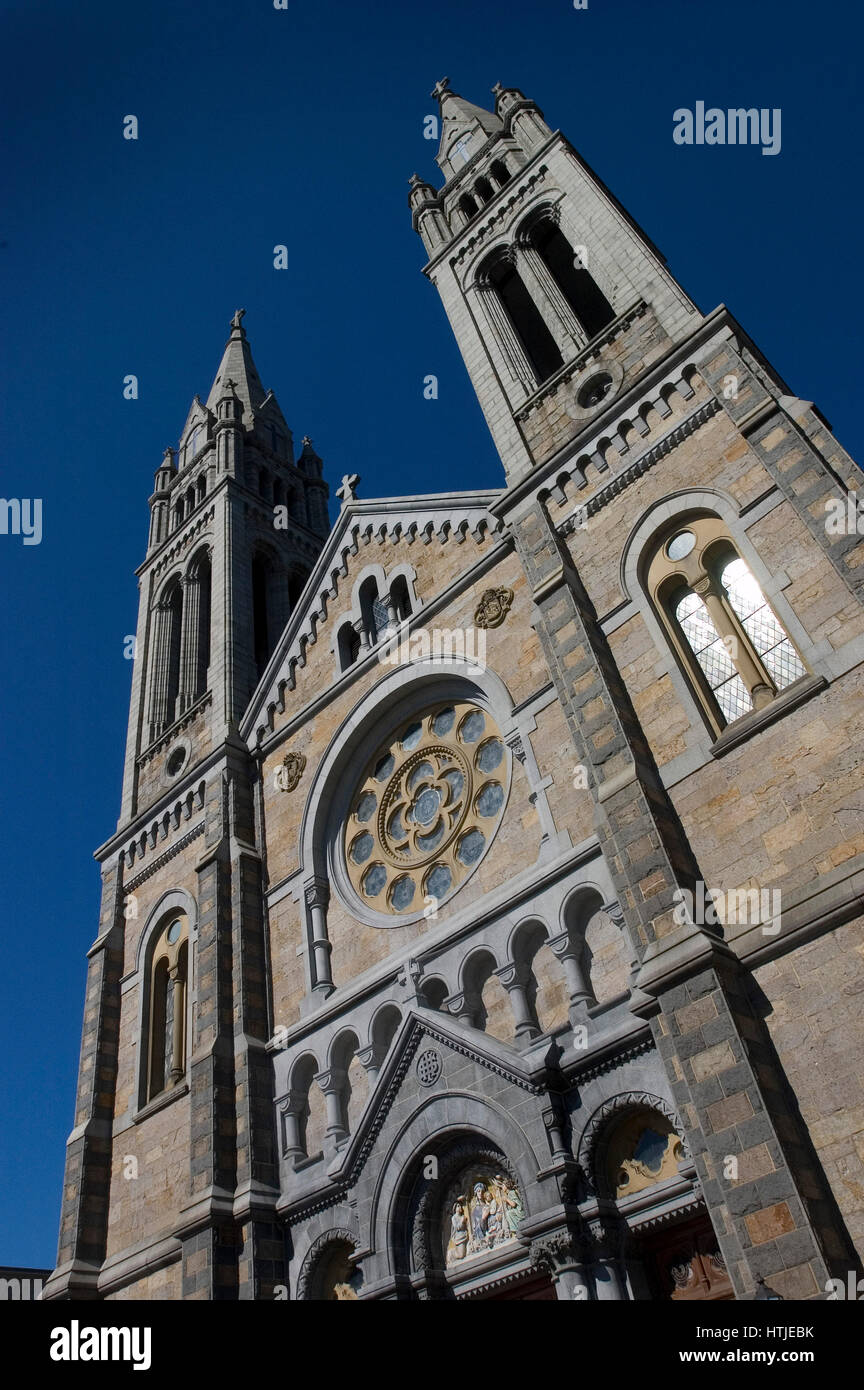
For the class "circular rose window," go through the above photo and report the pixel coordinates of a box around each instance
[345,702,509,916]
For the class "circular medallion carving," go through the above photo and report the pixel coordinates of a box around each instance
[416,1049,442,1087]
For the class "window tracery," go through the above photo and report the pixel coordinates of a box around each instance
[344,701,509,915]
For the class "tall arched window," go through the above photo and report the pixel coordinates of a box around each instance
[524,215,615,340]
[458,193,478,221]
[337,621,361,671]
[148,579,183,738]
[474,175,494,205]
[481,250,564,385]
[358,576,387,647]
[146,914,189,1102]
[390,574,412,622]
[196,474,206,505]
[490,158,510,188]
[252,555,271,677]
[648,518,807,735]
[184,552,211,703]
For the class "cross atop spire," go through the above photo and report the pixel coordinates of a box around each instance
[431,76,451,102]
[205,310,267,415]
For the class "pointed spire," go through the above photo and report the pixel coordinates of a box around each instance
[205,309,268,418]
[431,77,503,180]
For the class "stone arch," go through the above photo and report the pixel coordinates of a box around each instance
[132,888,197,1112]
[295,1227,359,1301]
[298,659,521,931]
[561,884,630,1007]
[577,1091,688,1198]
[326,1027,366,1138]
[287,1051,326,1160]
[369,1002,401,1059]
[417,976,449,1012]
[509,916,568,1035]
[459,947,511,1040]
[371,1097,542,1289]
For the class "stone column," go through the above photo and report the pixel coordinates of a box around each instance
[316,1069,348,1144]
[304,878,334,999]
[279,1092,306,1162]
[168,963,185,1084]
[496,961,539,1043]
[445,990,476,1028]
[547,929,593,1025]
[696,573,774,708]
[357,1043,387,1088]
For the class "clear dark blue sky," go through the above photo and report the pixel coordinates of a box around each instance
[1,0,861,1266]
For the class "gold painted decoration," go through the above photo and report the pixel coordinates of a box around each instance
[474,586,513,629]
[345,702,509,915]
[610,1116,683,1197]
[278,750,307,793]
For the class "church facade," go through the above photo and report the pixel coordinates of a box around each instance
[44,81,864,1302]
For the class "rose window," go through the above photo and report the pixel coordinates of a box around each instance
[345,702,509,915]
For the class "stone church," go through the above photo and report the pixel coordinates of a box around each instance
[45,80,864,1302]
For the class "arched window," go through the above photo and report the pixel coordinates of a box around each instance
[196,475,206,505]
[148,579,183,737]
[252,555,272,677]
[273,478,284,508]
[481,250,564,385]
[490,158,510,188]
[337,621,361,671]
[474,175,494,205]
[525,215,615,340]
[648,518,807,735]
[186,552,211,701]
[418,978,448,1012]
[185,426,201,464]
[358,576,387,647]
[146,914,188,1102]
[390,574,412,622]
[458,193,478,221]
[259,468,270,500]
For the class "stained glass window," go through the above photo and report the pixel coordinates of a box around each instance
[720,557,805,692]
[674,589,753,723]
[345,702,509,915]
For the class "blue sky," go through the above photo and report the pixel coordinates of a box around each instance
[1,0,862,1266]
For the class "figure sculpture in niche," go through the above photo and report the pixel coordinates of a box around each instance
[443,1170,524,1267]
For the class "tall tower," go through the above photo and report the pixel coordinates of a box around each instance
[119,308,329,826]
[45,315,329,1301]
[404,82,864,1300]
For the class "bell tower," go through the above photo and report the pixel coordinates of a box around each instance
[409,78,701,484]
[119,310,329,825]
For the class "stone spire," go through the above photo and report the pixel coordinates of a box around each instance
[431,77,504,180]
[205,308,268,418]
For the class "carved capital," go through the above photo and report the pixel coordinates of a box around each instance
[304,877,330,912]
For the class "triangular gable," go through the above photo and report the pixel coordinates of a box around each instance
[240,490,504,744]
[327,1007,550,1189]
